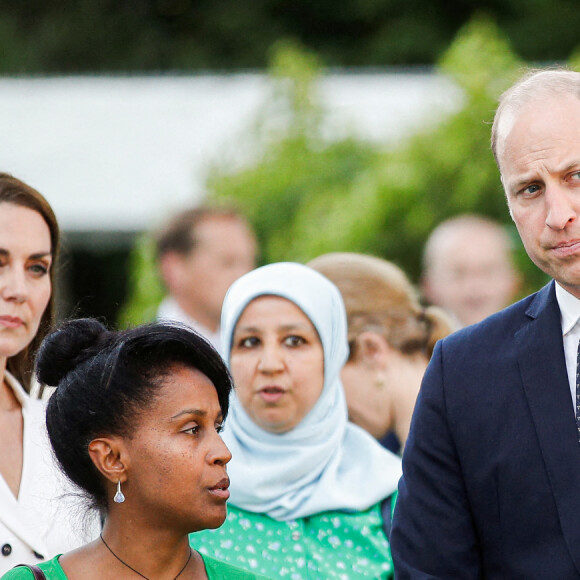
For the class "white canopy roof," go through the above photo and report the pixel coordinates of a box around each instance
[0,71,461,233]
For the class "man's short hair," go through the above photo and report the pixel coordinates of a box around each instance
[491,67,580,167]
[155,205,247,258]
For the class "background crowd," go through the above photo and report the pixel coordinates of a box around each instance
[0,159,522,578]
[1,3,580,578]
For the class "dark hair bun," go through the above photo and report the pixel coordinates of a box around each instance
[36,318,108,386]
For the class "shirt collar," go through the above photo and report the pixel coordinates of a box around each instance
[157,296,221,348]
[555,282,580,335]
[4,370,30,410]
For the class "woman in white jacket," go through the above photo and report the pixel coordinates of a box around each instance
[0,173,89,574]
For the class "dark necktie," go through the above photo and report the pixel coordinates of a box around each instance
[576,339,580,441]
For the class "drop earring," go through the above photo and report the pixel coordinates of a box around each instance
[113,480,125,503]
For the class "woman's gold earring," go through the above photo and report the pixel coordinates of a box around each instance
[113,480,125,503]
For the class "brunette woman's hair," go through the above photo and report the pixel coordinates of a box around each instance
[0,172,60,391]
[36,318,233,513]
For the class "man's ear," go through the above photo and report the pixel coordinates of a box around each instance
[88,437,128,484]
[354,331,391,371]
[158,251,185,291]
[420,273,438,307]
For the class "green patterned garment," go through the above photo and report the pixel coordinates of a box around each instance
[190,502,394,579]
[0,552,269,579]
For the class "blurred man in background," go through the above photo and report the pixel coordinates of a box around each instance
[155,205,258,351]
[421,213,520,329]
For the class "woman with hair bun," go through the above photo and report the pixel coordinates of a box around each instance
[308,252,453,452]
[0,172,89,574]
[3,319,268,579]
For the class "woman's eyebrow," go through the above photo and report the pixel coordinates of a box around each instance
[235,323,311,334]
[30,251,52,259]
[233,325,260,334]
[279,323,311,332]
[0,249,52,259]
[170,408,207,420]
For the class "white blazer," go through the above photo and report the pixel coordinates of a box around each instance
[0,373,96,574]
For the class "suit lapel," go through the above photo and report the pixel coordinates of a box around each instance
[516,281,580,573]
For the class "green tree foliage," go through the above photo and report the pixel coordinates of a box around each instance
[0,0,579,73]
[117,234,165,327]
[206,40,383,265]
[207,16,550,294]
[119,15,557,327]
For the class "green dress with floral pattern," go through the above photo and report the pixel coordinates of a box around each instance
[0,552,269,579]
[190,502,393,579]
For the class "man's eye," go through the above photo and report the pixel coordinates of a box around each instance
[521,184,541,197]
[183,426,200,435]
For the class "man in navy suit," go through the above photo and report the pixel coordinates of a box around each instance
[390,68,580,578]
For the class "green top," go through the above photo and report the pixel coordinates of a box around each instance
[190,502,394,579]
[1,552,269,579]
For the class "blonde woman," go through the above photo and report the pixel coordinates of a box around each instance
[309,252,452,451]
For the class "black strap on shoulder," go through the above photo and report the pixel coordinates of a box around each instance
[14,564,47,580]
[381,494,394,538]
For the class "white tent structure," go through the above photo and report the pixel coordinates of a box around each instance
[0,70,462,237]
[0,70,464,321]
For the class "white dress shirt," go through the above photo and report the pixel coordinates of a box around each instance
[157,296,221,352]
[555,283,580,411]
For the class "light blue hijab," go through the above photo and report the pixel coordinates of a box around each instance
[220,262,402,521]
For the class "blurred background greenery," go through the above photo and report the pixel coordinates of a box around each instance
[0,1,579,73]
[119,13,570,327]
[2,2,577,325]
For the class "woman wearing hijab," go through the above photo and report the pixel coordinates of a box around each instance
[190,262,402,579]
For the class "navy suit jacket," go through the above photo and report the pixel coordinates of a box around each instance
[391,282,580,579]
